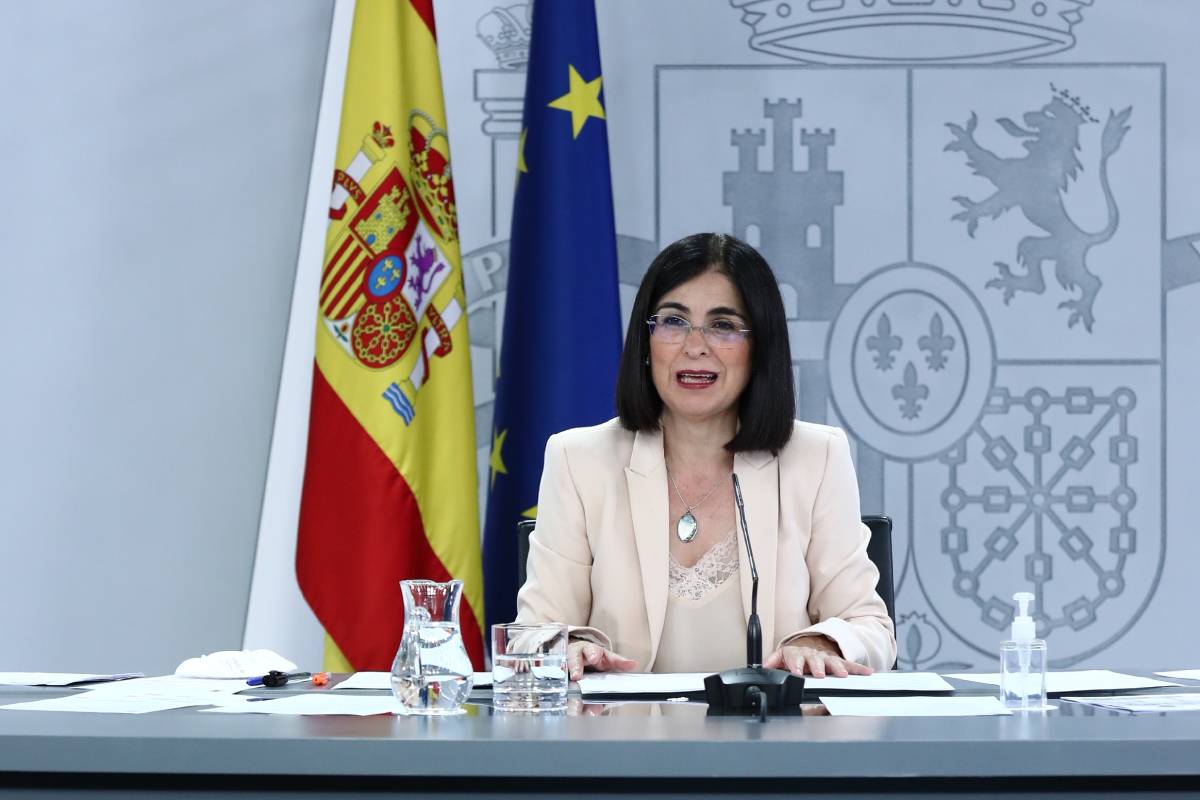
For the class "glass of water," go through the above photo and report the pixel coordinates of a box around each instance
[491,623,568,712]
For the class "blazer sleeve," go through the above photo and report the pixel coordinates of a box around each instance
[780,429,897,670]
[513,433,613,649]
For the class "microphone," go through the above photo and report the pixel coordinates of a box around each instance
[703,473,805,719]
[732,474,762,668]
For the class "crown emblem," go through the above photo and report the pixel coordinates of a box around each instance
[476,4,533,69]
[371,121,395,150]
[1050,82,1099,123]
[731,0,1093,64]
[408,109,458,244]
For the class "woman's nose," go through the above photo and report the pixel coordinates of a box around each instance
[682,326,708,355]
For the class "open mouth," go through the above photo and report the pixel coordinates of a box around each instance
[676,370,717,386]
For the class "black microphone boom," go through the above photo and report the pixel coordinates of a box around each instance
[703,473,805,718]
[733,473,763,668]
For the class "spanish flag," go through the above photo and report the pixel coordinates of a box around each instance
[296,0,484,671]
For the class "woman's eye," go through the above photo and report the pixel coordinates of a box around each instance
[662,315,690,328]
[710,319,738,332]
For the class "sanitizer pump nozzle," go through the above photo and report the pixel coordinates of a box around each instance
[1011,591,1036,641]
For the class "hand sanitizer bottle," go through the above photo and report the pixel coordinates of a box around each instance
[1000,591,1047,711]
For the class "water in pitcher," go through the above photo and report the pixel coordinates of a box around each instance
[391,620,474,714]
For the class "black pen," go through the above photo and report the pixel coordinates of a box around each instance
[246,671,311,687]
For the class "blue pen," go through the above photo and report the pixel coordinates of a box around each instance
[247,670,311,687]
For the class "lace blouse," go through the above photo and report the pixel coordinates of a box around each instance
[653,529,747,673]
[667,528,740,600]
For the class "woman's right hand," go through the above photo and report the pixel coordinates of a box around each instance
[566,640,637,681]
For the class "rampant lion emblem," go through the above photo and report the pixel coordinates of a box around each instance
[945,87,1132,331]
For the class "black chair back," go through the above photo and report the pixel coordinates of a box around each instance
[516,519,536,588]
[861,515,896,628]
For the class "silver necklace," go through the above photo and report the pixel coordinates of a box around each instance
[666,468,723,543]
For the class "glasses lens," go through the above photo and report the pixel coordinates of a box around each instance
[707,329,739,346]
[650,315,689,342]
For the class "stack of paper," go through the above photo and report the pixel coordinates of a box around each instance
[578,673,708,696]
[0,675,251,714]
[820,696,1011,717]
[807,673,953,692]
[203,694,408,715]
[1156,669,1200,682]
[0,672,143,687]
[578,671,953,696]
[1062,693,1200,714]
[945,669,1180,694]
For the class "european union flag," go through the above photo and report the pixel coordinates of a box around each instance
[482,1,621,635]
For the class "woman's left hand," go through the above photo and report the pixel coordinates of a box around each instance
[763,635,873,678]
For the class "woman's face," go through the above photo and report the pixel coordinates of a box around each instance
[648,269,752,425]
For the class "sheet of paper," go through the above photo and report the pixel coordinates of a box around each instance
[579,673,709,695]
[333,671,492,690]
[202,694,407,716]
[805,672,953,692]
[820,695,1011,717]
[330,671,389,690]
[579,671,953,696]
[0,693,250,714]
[1155,669,1200,682]
[0,672,143,687]
[944,669,1180,693]
[82,676,252,705]
[1063,693,1200,713]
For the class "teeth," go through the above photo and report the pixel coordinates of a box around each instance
[679,373,716,384]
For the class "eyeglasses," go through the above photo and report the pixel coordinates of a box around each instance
[646,314,751,348]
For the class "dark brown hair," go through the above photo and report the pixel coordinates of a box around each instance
[615,233,795,454]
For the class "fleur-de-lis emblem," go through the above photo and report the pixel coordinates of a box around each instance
[892,362,930,420]
[866,313,903,371]
[918,312,956,371]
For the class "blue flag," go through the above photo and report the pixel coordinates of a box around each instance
[482,0,622,634]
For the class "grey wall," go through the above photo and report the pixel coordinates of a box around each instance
[444,0,1200,672]
[0,0,333,674]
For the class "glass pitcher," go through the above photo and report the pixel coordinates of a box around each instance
[391,579,474,714]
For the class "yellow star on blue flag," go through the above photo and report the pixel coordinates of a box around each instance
[489,428,508,488]
[548,65,605,138]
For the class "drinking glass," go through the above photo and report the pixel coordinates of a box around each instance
[491,623,568,712]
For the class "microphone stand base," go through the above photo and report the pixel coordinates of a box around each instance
[703,667,805,717]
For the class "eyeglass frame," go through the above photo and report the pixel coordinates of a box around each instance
[645,313,752,348]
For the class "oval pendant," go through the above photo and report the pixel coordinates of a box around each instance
[676,512,699,543]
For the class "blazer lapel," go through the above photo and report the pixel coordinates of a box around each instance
[734,449,779,655]
[625,428,670,667]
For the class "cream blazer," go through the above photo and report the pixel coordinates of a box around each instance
[515,418,897,672]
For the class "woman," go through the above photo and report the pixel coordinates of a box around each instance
[515,233,896,679]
